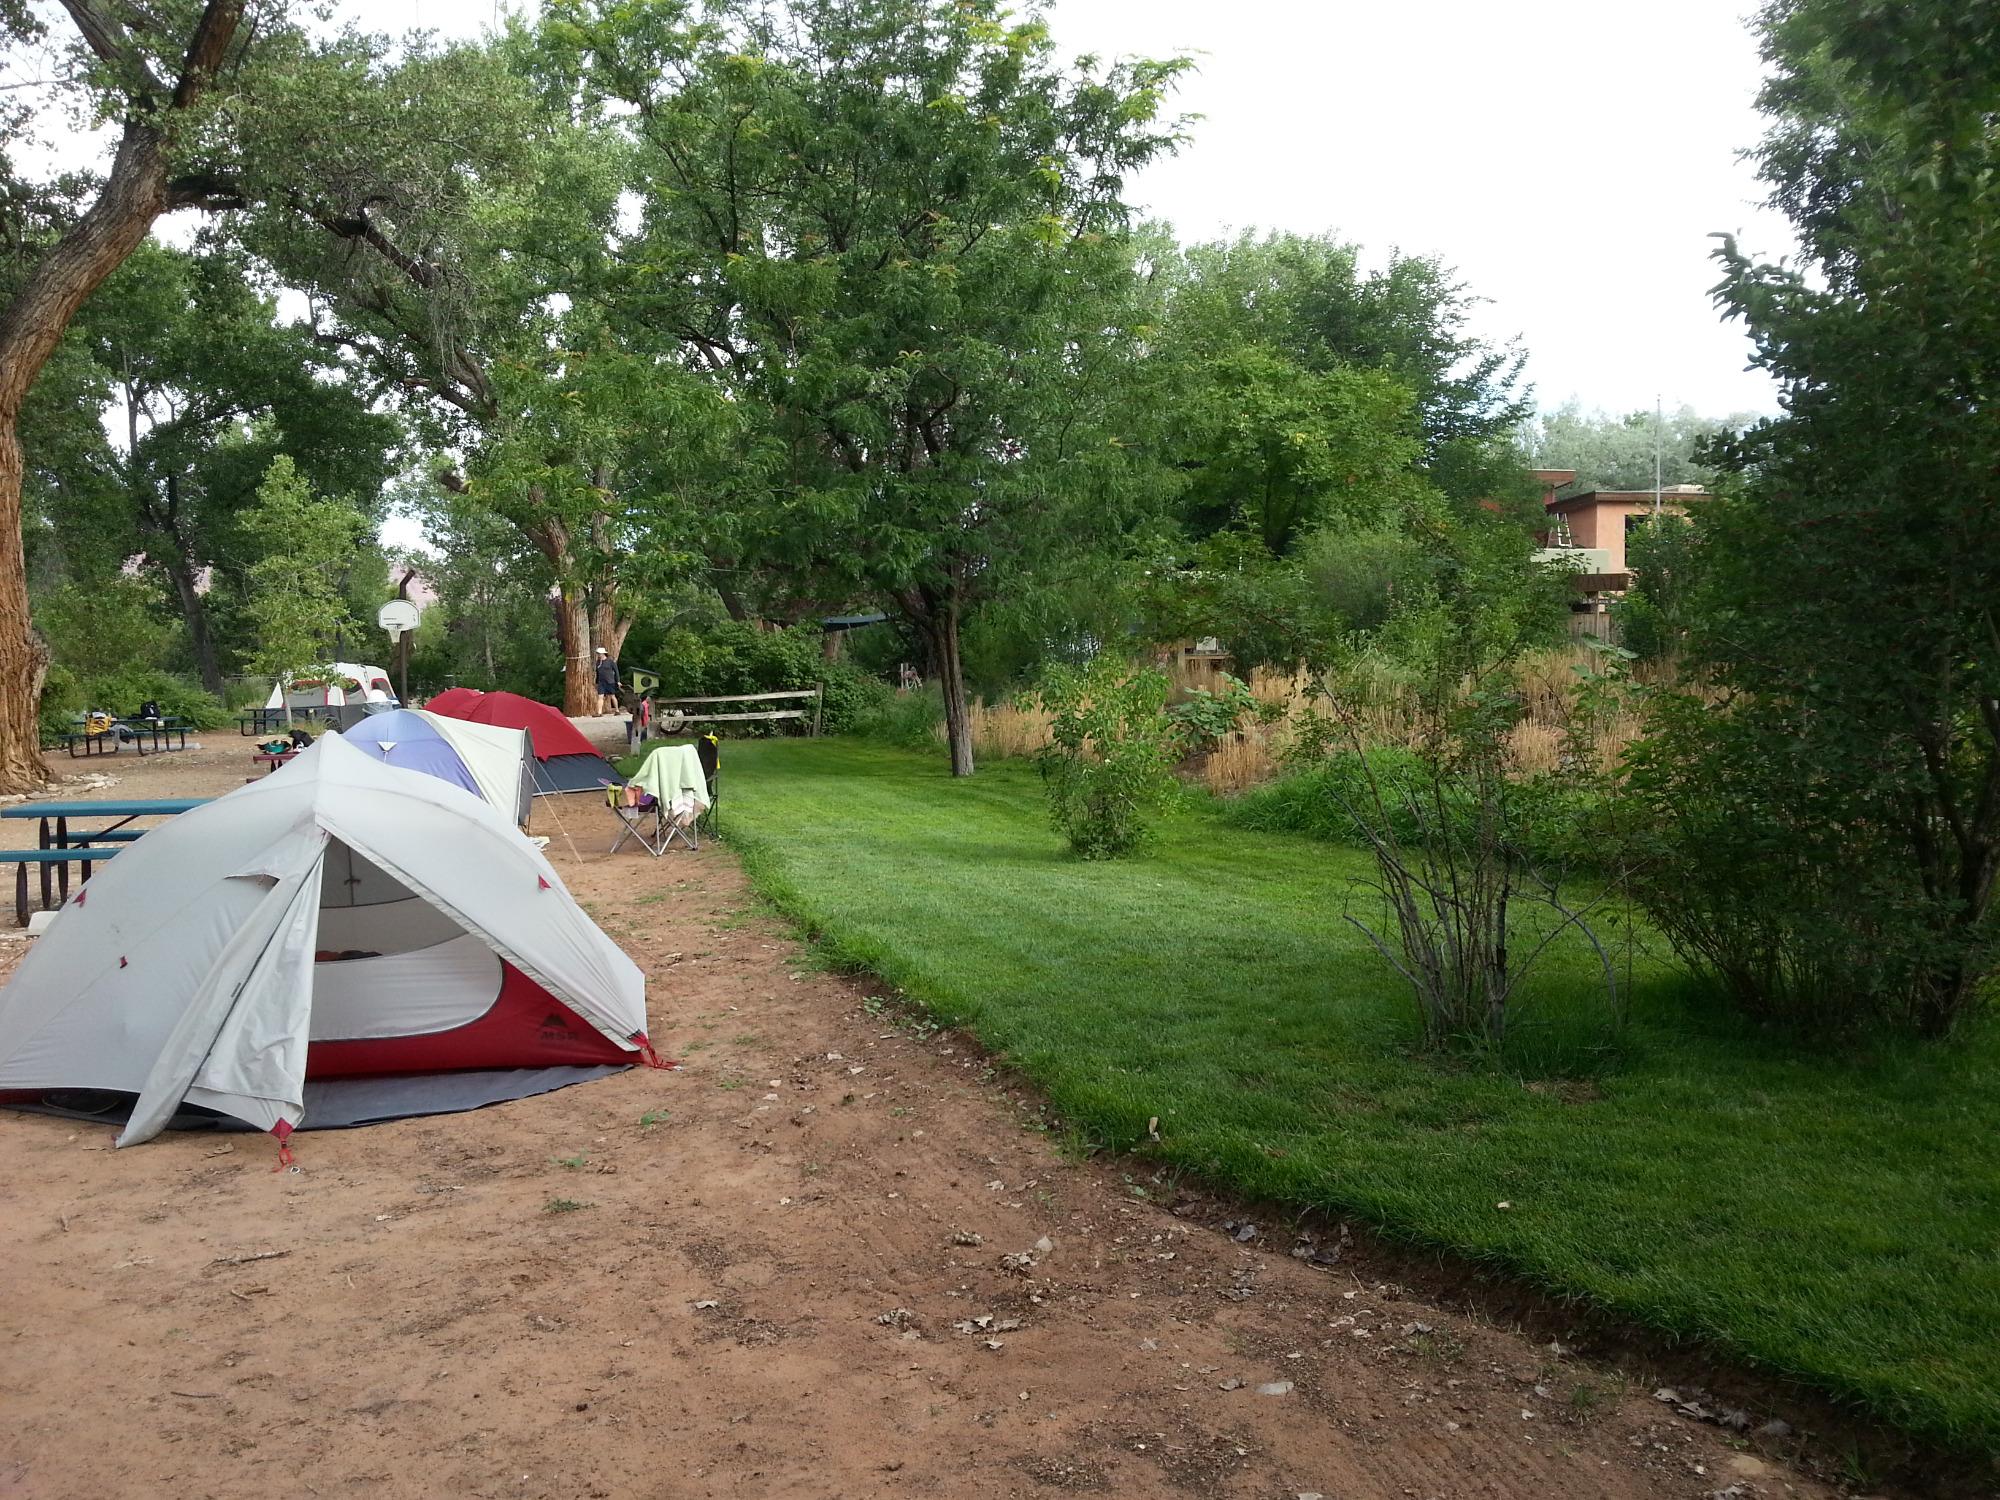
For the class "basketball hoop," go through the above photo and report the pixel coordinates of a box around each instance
[377,599,421,644]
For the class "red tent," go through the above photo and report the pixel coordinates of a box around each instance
[425,689,618,794]
[424,686,485,719]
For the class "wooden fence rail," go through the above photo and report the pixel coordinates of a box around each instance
[642,685,825,739]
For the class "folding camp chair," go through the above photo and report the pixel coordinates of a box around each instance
[695,732,720,839]
[604,783,699,856]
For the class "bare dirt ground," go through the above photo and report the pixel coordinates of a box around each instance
[0,735,1838,1499]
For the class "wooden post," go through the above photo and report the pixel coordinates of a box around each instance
[811,685,824,738]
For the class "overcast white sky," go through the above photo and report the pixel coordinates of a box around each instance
[341,0,1791,420]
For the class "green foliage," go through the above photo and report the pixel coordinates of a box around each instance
[31,575,178,684]
[650,621,888,735]
[1166,672,1266,751]
[1160,231,1530,466]
[1612,513,1699,661]
[84,668,228,729]
[848,685,945,749]
[1294,525,1423,636]
[36,664,227,739]
[1230,747,1431,844]
[1027,657,1181,858]
[1630,0,2000,1037]
[1141,531,1335,676]
[1625,689,1994,1035]
[1519,401,1751,496]
[723,738,2000,1453]
[239,457,371,712]
[1173,346,1425,554]
[1231,746,1611,878]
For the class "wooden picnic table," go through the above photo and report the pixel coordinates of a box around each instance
[58,718,190,757]
[0,797,210,925]
[251,749,299,776]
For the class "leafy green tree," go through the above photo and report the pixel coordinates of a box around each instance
[1518,401,1751,496]
[0,0,249,791]
[68,243,397,691]
[560,0,1190,775]
[1612,513,1698,661]
[1163,232,1530,460]
[1173,347,1425,555]
[1629,0,2000,1035]
[236,32,730,714]
[240,456,369,725]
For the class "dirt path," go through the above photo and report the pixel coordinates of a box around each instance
[0,740,1834,1499]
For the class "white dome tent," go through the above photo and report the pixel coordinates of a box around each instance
[265,661,398,711]
[0,734,661,1156]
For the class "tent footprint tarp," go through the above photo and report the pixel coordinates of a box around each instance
[0,733,660,1148]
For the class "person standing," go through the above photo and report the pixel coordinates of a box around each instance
[594,645,620,714]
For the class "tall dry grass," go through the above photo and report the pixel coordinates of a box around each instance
[955,698,1054,762]
[956,643,1660,792]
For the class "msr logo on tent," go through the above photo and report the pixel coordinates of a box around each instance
[538,1012,575,1042]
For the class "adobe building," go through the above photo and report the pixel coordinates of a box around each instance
[1534,473,1708,613]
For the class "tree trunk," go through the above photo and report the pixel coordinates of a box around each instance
[0,429,50,790]
[591,597,632,665]
[916,601,975,777]
[556,586,594,716]
[0,128,173,792]
[162,549,221,694]
[0,0,246,793]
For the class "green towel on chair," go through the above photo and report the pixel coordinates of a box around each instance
[628,744,710,812]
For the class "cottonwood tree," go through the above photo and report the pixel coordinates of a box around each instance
[236,35,727,713]
[557,0,1190,775]
[68,242,396,691]
[0,0,248,792]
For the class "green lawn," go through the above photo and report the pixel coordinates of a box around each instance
[717,738,2000,1455]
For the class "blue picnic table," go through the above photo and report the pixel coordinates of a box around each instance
[0,798,211,926]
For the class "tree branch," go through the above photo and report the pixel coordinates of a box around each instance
[57,0,168,98]
[171,0,244,111]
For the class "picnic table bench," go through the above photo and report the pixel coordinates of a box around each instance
[0,848,123,927]
[0,798,210,926]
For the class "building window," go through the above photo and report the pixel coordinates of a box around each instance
[1625,513,1650,536]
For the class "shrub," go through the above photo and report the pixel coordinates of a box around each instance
[37,663,83,743]
[849,685,945,748]
[1026,657,1181,859]
[38,666,230,741]
[85,668,231,730]
[1623,689,1996,1036]
[653,621,890,735]
[1167,672,1269,751]
[1229,748,1432,845]
[1311,520,1618,1050]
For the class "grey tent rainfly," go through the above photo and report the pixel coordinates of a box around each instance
[0,735,667,1163]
